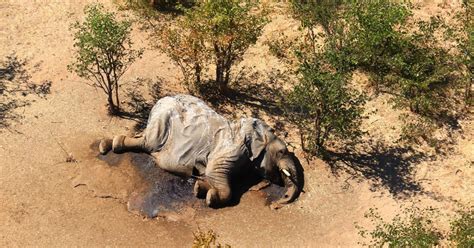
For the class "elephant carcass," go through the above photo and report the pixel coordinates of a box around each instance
[100,95,303,208]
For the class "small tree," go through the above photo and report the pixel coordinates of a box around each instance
[195,0,267,93]
[158,14,209,92]
[68,4,143,114]
[285,58,365,154]
[159,0,267,94]
[279,2,365,154]
[284,1,467,150]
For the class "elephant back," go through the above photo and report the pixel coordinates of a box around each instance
[143,95,232,174]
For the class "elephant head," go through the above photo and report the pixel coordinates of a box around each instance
[247,119,304,208]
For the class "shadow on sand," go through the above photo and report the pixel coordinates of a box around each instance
[322,140,432,198]
[1,54,51,129]
[197,70,286,121]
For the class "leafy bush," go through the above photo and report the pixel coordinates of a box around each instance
[285,59,365,154]
[358,206,474,247]
[357,207,443,248]
[319,1,463,120]
[281,2,366,154]
[158,14,209,92]
[399,115,441,149]
[290,0,343,35]
[283,1,467,151]
[446,2,473,107]
[159,0,267,94]
[68,4,143,114]
[448,206,474,248]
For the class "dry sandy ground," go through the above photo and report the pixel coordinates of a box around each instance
[0,0,472,247]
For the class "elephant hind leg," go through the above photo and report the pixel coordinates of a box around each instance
[99,138,113,155]
[99,135,147,155]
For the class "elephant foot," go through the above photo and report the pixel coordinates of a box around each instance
[99,138,113,155]
[205,186,231,208]
[112,135,126,153]
[206,188,218,208]
[193,180,210,199]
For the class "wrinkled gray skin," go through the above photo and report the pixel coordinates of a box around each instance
[99,95,302,209]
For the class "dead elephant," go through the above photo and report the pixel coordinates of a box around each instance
[99,94,303,209]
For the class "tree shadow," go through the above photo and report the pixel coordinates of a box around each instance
[1,54,52,129]
[119,77,164,132]
[322,141,432,198]
[149,0,194,14]
[226,168,263,207]
[197,69,288,122]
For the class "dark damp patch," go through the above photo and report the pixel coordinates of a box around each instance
[89,140,101,151]
[87,140,288,219]
[229,168,287,207]
[263,184,286,204]
[127,153,204,219]
[90,139,125,167]
[97,152,124,167]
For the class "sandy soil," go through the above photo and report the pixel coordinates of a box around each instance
[1,0,472,247]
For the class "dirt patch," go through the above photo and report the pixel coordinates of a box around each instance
[75,140,286,222]
[126,153,203,220]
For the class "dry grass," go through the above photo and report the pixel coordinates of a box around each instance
[192,228,230,248]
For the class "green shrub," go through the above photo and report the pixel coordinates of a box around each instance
[285,58,365,154]
[446,2,473,107]
[283,1,467,150]
[358,206,474,247]
[290,0,343,35]
[282,1,366,154]
[357,207,443,248]
[159,0,267,94]
[449,206,474,248]
[399,115,441,149]
[68,4,143,114]
[339,2,463,122]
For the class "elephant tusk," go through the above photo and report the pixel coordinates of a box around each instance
[282,169,291,177]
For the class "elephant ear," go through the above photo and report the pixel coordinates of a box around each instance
[247,119,273,161]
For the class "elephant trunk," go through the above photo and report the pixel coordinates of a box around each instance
[273,155,303,208]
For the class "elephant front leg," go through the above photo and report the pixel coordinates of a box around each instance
[204,176,232,208]
[193,179,211,199]
[203,154,240,207]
